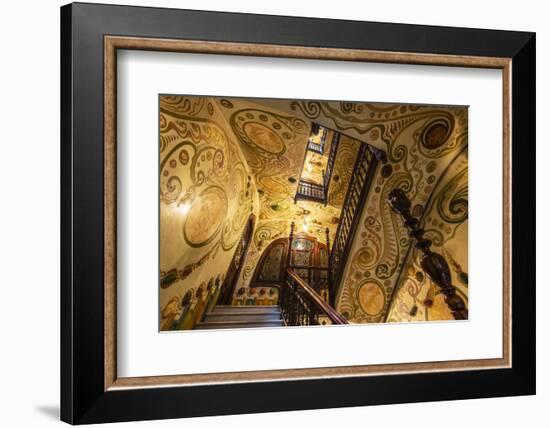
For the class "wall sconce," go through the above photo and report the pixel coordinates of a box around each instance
[177,201,191,215]
[176,191,194,215]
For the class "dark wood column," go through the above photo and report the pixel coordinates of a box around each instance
[388,188,468,320]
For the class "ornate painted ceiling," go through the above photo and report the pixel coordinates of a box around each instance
[211,97,351,249]
[159,95,468,325]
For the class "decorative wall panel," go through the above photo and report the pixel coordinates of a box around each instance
[325,102,468,323]
[159,96,259,329]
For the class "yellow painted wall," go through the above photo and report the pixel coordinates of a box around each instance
[159,96,260,330]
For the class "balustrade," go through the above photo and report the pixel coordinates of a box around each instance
[295,180,325,203]
[279,268,348,326]
[329,143,378,304]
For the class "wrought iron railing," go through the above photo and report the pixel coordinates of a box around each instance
[288,264,330,297]
[323,132,340,205]
[308,141,323,154]
[295,179,325,203]
[329,143,378,305]
[279,268,348,326]
[307,123,327,154]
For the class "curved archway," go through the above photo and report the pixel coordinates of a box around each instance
[216,215,255,305]
[250,232,328,289]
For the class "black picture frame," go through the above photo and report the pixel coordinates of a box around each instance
[61,2,535,424]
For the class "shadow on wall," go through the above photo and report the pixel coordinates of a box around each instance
[35,405,59,420]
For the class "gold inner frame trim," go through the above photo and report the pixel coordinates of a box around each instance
[104,35,512,391]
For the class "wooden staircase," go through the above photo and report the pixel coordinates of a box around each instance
[194,305,284,330]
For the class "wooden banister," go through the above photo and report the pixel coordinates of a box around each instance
[295,179,325,203]
[286,268,348,325]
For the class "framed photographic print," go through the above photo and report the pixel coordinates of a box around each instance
[60,2,536,424]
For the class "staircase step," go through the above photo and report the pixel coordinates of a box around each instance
[212,305,281,315]
[195,305,284,330]
[204,313,282,323]
[195,320,284,330]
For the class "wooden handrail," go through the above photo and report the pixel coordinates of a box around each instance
[286,268,348,324]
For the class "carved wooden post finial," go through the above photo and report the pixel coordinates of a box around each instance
[388,188,468,320]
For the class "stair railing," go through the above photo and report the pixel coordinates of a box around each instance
[295,179,325,203]
[279,268,348,326]
[323,132,340,205]
[287,264,329,297]
[328,143,379,305]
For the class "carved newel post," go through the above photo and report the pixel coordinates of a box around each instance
[388,188,468,320]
